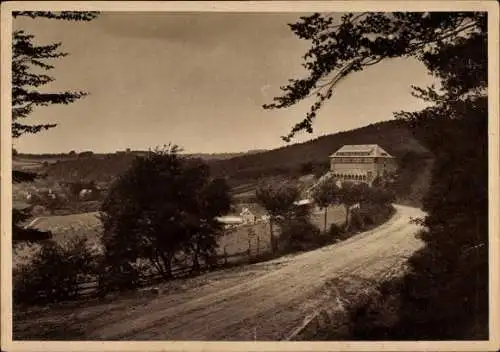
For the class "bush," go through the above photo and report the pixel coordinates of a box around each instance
[327,223,344,240]
[13,236,97,305]
[347,280,403,340]
[349,210,365,233]
[97,261,142,295]
[280,219,321,251]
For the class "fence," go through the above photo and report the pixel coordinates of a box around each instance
[37,230,275,302]
[16,219,280,304]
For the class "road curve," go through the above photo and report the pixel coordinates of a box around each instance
[86,204,425,341]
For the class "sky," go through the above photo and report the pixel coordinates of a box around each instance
[13,12,437,154]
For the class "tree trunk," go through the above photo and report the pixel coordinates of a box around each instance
[158,252,173,279]
[269,219,275,253]
[324,207,328,233]
[191,246,201,275]
[345,205,350,231]
[150,256,165,277]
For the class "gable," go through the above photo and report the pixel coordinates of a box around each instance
[330,144,394,158]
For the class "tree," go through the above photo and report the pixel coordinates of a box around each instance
[78,151,94,158]
[255,178,300,253]
[11,11,98,242]
[38,191,65,215]
[100,145,231,284]
[182,173,232,273]
[311,176,340,233]
[12,11,98,138]
[338,181,364,231]
[265,12,488,338]
[264,12,485,142]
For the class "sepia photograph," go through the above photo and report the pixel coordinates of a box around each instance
[1,1,499,351]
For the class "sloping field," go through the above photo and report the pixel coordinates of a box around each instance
[13,213,102,268]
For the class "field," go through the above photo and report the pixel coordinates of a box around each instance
[13,212,102,268]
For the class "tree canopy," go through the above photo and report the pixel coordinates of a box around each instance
[12,11,98,242]
[100,146,232,286]
[267,11,489,339]
[256,178,301,252]
[12,11,98,138]
[311,177,340,232]
[264,12,486,142]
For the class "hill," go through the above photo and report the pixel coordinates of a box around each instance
[13,150,267,184]
[16,119,433,207]
[210,119,432,182]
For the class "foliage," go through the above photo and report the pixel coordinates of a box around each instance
[99,145,232,287]
[348,209,365,233]
[264,12,485,141]
[78,151,94,158]
[12,11,98,138]
[66,180,98,200]
[271,11,488,338]
[347,280,403,340]
[337,181,363,230]
[210,119,430,181]
[97,260,141,294]
[13,236,96,304]
[11,11,98,242]
[311,177,341,232]
[279,218,321,251]
[327,222,344,239]
[12,208,52,243]
[26,190,67,214]
[255,178,301,252]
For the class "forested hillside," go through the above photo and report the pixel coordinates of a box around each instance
[210,119,432,182]
[17,119,433,207]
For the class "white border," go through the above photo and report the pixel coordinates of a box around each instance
[1,2,499,351]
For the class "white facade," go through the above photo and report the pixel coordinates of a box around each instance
[329,144,397,186]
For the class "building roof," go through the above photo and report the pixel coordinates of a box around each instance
[329,144,394,158]
[215,216,244,224]
[294,199,312,206]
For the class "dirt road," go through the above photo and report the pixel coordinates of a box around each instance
[71,204,422,340]
[13,205,424,340]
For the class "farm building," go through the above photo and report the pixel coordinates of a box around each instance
[239,207,257,224]
[215,216,244,227]
[329,144,397,186]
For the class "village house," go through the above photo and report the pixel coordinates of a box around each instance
[239,207,257,224]
[329,144,398,186]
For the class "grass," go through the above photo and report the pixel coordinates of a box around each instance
[13,212,102,269]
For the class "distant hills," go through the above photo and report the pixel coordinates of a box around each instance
[14,120,433,203]
[209,119,432,181]
[182,149,268,161]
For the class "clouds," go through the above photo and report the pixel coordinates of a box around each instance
[13,12,436,154]
[97,12,307,46]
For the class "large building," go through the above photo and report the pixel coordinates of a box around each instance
[329,144,397,186]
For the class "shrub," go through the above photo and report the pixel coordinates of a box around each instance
[349,210,365,233]
[97,261,142,295]
[280,219,321,251]
[347,280,403,340]
[327,223,344,240]
[13,236,97,305]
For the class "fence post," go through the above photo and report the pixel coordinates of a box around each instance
[248,238,251,257]
[257,235,260,255]
[224,245,228,265]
